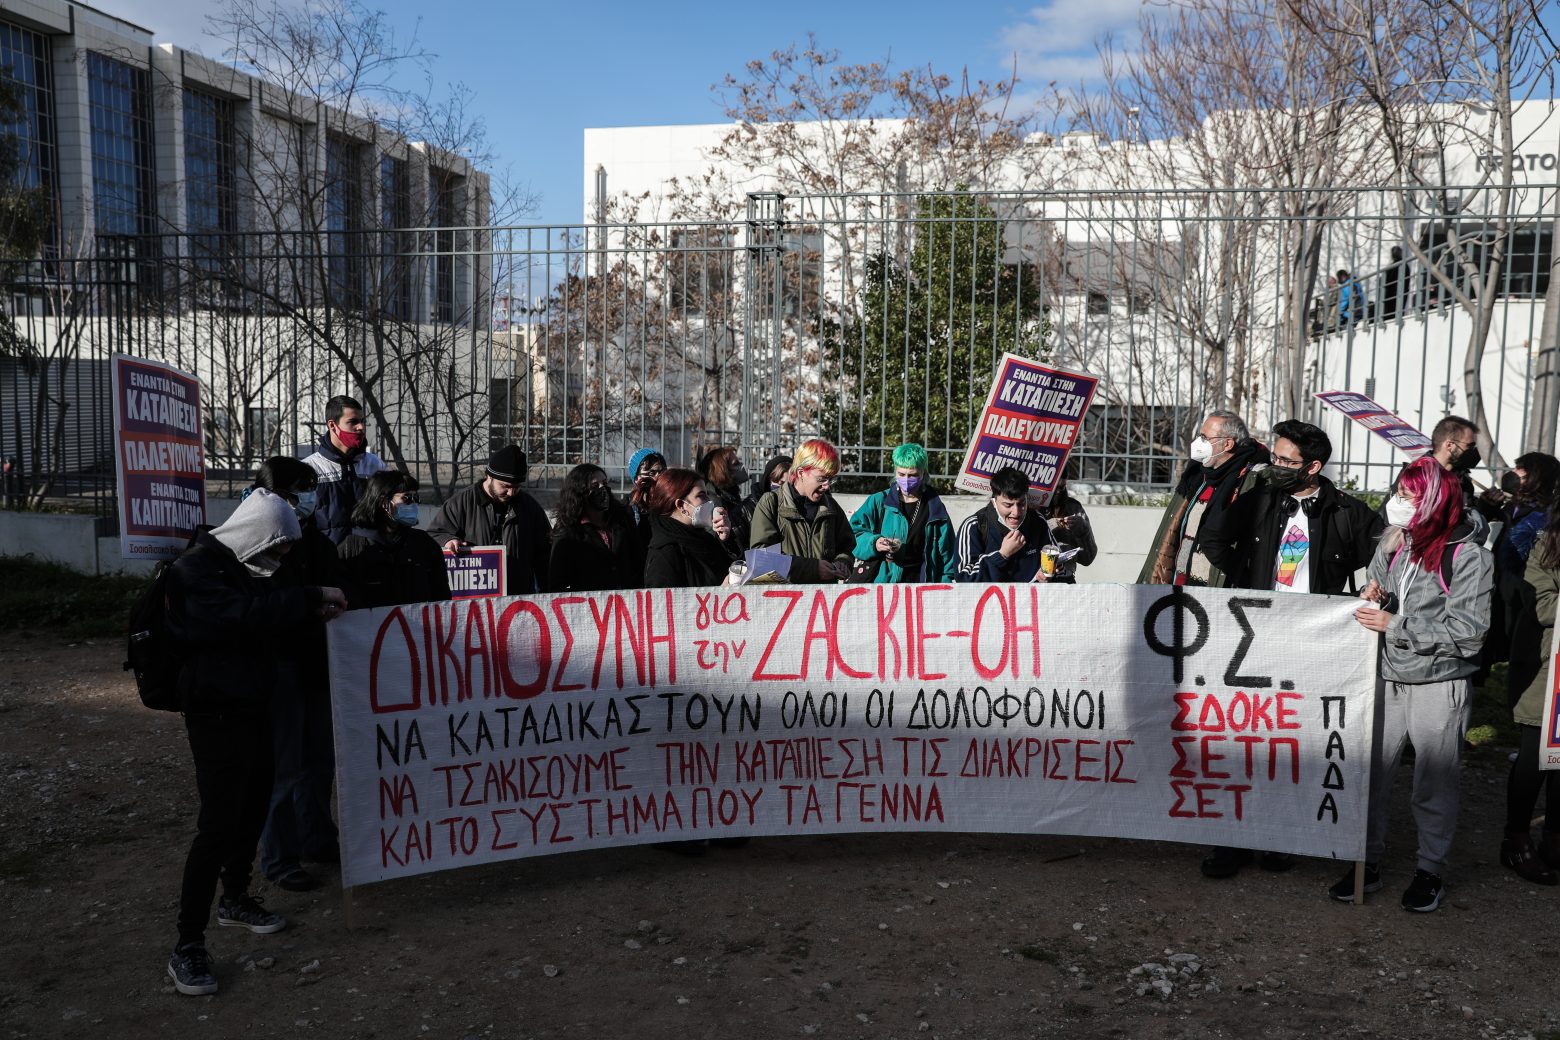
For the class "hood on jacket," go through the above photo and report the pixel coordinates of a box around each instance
[211,488,301,563]
[751,454,793,500]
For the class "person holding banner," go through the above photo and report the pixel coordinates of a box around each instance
[247,457,347,895]
[337,472,452,609]
[1504,508,1560,885]
[1194,420,1382,879]
[548,464,645,593]
[955,466,1051,583]
[162,489,348,996]
[428,445,552,595]
[750,439,856,583]
[1339,456,1493,912]
[1138,411,1267,587]
[849,443,957,583]
[644,468,737,589]
[1036,474,1096,584]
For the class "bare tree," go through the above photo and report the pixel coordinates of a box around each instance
[1292,0,1560,466]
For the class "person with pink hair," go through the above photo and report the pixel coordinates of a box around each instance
[1331,456,1493,912]
[748,438,855,582]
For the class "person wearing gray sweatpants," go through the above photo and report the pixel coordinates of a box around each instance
[1336,459,1492,912]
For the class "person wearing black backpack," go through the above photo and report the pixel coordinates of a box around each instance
[163,488,347,996]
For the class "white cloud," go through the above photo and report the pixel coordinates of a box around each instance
[997,0,1148,86]
[100,0,224,56]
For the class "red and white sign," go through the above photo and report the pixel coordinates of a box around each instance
[327,584,1377,887]
[110,353,206,560]
[1314,390,1433,457]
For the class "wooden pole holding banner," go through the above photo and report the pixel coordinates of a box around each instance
[1353,860,1366,905]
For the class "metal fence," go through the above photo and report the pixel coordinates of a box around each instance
[2,182,1557,522]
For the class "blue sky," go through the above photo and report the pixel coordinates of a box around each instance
[107,0,1139,224]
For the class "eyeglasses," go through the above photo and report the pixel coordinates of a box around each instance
[1269,455,1305,470]
[396,493,420,504]
[588,480,612,491]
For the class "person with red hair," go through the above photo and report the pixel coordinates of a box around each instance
[749,438,855,582]
[642,468,735,589]
[1332,456,1493,912]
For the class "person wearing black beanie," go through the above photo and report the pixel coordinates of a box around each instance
[427,443,552,594]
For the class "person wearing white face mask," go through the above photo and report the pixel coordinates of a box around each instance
[1139,410,1268,587]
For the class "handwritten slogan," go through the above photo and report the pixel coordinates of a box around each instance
[326,584,1377,887]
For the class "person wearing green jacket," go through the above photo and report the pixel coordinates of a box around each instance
[1506,507,1560,885]
[749,438,854,583]
[848,443,957,583]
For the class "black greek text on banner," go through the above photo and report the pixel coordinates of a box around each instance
[325,583,1377,887]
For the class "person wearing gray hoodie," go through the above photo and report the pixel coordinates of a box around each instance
[1331,458,1493,913]
[163,490,348,996]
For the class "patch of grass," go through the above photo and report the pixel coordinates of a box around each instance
[0,555,148,639]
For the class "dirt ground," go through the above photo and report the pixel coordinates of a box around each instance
[1,635,1557,1040]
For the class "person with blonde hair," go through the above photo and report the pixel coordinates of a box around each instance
[749,438,855,582]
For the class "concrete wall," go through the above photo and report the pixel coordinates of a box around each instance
[3,495,1160,583]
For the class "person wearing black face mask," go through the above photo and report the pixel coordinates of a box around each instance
[1195,419,1383,881]
[547,463,645,593]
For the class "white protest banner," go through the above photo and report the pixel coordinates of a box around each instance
[327,584,1376,887]
[444,545,506,599]
[955,354,1099,506]
[1314,390,1433,457]
[110,353,206,561]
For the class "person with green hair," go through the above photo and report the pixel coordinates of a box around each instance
[848,443,958,583]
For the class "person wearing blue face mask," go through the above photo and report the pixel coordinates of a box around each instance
[337,471,452,610]
[246,456,349,894]
[848,443,958,583]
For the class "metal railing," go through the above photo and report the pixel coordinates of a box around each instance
[2,182,1557,522]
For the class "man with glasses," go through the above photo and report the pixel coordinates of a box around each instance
[1138,410,1269,587]
[1194,418,1383,879]
[427,444,552,595]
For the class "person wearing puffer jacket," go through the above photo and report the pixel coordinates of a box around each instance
[1331,457,1493,913]
[162,490,348,997]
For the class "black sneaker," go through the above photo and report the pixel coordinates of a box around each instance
[1199,846,1253,879]
[216,894,287,934]
[1401,869,1445,913]
[167,943,218,996]
[1328,862,1382,902]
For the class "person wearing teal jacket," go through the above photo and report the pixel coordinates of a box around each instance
[849,443,958,583]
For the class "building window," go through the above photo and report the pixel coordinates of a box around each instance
[0,19,57,242]
[182,88,237,284]
[87,52,156,237]
[432,169,463,323]
[379,155,412,318]
[325,132,365,307]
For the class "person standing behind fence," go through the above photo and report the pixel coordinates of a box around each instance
[697,445,754,555]
[548,464,645,593]
[1335,457,1492,912]
[2,455,20,510]
[247,458,347,895]
[1337,269,1365,325]
[1139,411,1266,587]
[644,468,738,589]
[1194,420,1382,880]
[744,455,791,517]
[337,472,451,608]
[1505,501,1560,885]
[955,466,1049,583]
[427,445,551,595]
[749,438,855,583]
[163,489,348,996]
[849,443,957,583]
[302,396,386,544]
